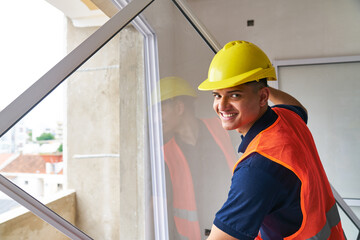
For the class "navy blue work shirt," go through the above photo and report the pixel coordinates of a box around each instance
[214,105,307,240]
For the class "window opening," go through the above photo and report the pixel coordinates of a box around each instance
[0,0,154,239]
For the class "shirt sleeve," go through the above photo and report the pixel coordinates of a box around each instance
[272,104,308,124]
[213,153,288,240]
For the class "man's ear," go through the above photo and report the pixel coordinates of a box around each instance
[259,87,270,107]
[175,100,185,115]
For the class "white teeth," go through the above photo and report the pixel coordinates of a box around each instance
[222,113,236,118]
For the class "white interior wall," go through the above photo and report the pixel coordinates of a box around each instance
[279,62,360,238]
[188,0,360,59]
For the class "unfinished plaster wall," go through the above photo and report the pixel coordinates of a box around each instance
[118,25,146,240]
[66,18,145,239]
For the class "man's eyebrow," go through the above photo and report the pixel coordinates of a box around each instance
[212,90,243,94]
[227,90,243,93]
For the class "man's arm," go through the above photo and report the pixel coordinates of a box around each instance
[268,87,307,114]
[207,225,238,240]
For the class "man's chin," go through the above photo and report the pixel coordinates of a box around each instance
[221,123,236,131]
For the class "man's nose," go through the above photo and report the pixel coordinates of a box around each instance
[218,97,229,111]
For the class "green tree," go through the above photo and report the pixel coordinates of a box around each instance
[36,132,55,141]
[27,130,33,141]
[57,144,63,153]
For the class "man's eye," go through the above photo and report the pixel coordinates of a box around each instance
[231,94,240,98]
[213,94,221,98]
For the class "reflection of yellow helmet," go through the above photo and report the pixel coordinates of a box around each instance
[198,40,277,91]
[159,76,197,102]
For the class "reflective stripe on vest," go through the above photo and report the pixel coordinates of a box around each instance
[164,118,236,240]
[173,209,200,240]
[233,107,345,240]
[307,203,344,240]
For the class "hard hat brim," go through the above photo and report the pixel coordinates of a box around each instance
[198,67,277,91]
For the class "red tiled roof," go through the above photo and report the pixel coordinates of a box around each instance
[41,154,63,163]
[0,154,46,174]
[0,153,15,166]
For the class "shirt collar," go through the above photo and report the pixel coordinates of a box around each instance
[238,107,278,153]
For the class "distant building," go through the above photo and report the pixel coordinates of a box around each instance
[0,121,27,154]
[0,154,64,200]
[55,121,63,140]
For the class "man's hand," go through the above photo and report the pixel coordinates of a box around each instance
[268,87,307,114]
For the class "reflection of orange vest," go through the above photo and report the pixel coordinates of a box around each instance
[163,118,236,240]
[233,108,345,240]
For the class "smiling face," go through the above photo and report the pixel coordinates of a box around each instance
[212,83,269,135]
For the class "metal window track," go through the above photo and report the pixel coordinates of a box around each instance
[171,0,221,54]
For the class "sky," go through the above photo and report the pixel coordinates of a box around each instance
[0,0,65,136]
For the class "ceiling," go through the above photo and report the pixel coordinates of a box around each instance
[45,0,116,27]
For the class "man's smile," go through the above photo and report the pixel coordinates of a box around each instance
[219,112,238,120]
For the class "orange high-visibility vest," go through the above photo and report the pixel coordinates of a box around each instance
[233,107,345,240]
[164,118,236,240]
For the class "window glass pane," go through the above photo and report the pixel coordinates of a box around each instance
[0,0,138,239]
[142,1,240,239]
[278,62,360,239]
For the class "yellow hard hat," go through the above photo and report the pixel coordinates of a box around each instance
[159,76,197,102]
[198,40,277,91]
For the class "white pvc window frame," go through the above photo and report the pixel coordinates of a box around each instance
[112,0,168,238]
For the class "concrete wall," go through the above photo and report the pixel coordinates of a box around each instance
[0,191,75,240]
[66,18,146,239]
[118,25,146,240]
[66,18,121,239]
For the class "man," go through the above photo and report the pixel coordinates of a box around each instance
[158,76,237,239]
[198,41,345,240]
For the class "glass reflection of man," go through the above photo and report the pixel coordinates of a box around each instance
[159,76,237,240]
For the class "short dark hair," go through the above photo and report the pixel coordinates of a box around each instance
[245,78,268,92]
